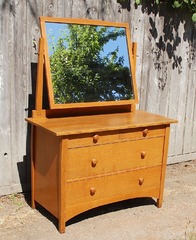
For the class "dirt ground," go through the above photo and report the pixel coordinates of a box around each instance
[0,160,195,240]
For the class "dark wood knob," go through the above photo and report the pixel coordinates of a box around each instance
[91,158,98,167]
[143,128,148,137]
[90,187,96,196]
[139,178,144,185]
[141,151,147,159]
[93,134,99,143]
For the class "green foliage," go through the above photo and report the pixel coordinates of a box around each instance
[192,12,196,21]
[134,0,196,21]
[49,25,133,104]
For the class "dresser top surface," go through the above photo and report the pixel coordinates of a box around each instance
[26,110,177,136]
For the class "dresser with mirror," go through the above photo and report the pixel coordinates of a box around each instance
[26,16,177,233]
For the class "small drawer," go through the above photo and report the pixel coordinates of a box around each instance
[67,137,164,181]
[68,131,119,148]
[120,126,165,140]
[66,166,161,206]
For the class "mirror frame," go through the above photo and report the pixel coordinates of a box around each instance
[40,16,138,110]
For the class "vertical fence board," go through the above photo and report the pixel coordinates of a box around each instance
[183,62,196,154]
[0,0,12,189]
[43,0,57,17]
[167,21,187,156]
[130,4,146,102]
[10,0,28,185]
[56,0,65,17]
[71,0,87,19]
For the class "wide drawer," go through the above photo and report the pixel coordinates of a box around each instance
[67,137,164,181]
[67,126,165,148]
[66,166,161,206]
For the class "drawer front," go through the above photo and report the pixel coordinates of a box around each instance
[68,131,119,148]
[67,137,164,181]
[67,126,165,148]
[66,166,161,206]
[119,126,165,140]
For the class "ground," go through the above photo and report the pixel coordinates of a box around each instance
[0,160,195,240]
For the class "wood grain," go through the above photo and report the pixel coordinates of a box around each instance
[67,137,164,180]
[26,110,177,136]
[65,166,161,221]
[29,107,175,232]
[33,127,61,218]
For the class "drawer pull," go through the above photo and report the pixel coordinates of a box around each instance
[91,158,98,167]
[93,134,99,143]
[143,128,148,137]
[139,178,144,185]
[141,151,147,159]
[90,187,96,196]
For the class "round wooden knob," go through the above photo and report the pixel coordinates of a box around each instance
[93,134,99,143]
[90,187,96,196]
[143,128,148,137]
[141,151,147,159]
[139,178,144,185]
[91,158,98,167]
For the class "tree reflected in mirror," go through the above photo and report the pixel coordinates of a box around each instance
[46,23,134,104]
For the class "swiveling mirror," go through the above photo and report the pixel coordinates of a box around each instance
[40,17,138,109]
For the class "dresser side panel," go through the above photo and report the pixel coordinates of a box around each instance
[34,127,61,218]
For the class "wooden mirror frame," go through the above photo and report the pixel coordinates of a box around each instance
[39,16,138,113]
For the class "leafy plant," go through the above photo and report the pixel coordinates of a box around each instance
[141,0,196,21]
[118,0,196,21]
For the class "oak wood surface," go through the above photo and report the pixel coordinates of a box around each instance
[58,139,67,233]
[31,126,35,209]
[67,137,164,181]
[29,114,176,233]
[65,166,161,221]
[26,110,177,136]
[65,185,160,222]
[157,125,170,208]
[35,38,44,113]
[66,165,161,206]
[67,125,165,148]
[33,127,61,218]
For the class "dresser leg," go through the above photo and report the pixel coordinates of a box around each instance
[58,220,65,234]
[31,125,35,210]
[31,198,35,209]
[157,198,162,208]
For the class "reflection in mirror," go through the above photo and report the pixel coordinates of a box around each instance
[46,22,134,104]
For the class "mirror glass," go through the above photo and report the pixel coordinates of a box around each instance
[45,22,134,104]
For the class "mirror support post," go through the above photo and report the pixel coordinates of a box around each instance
[32,38,46,118]
[131,42,137,111]
[132,42,137,78]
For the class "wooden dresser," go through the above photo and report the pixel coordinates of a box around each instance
[26,17,177,233]
[27,110,177,233]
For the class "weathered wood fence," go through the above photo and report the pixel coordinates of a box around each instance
[0,0,195,195]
